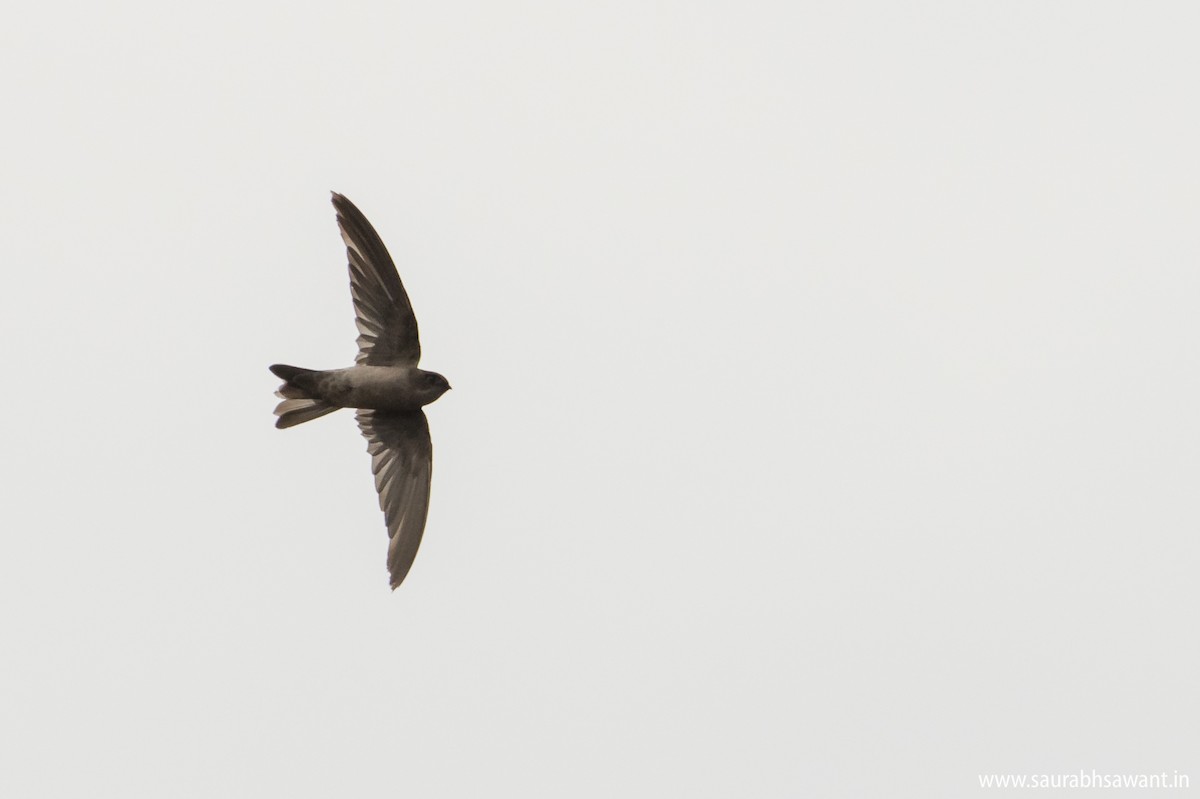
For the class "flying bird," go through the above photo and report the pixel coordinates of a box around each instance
[270,193,451,589]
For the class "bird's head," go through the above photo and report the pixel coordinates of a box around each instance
[415,369,452,405]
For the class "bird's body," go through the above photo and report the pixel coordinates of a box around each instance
[270,193,450,589]
[274,364,449,413]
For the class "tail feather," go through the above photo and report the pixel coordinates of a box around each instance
[270,363,319,387]
[269,363,337,428]
[274,398,338,428]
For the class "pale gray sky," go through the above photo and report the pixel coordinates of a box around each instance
[2,2,1198,797]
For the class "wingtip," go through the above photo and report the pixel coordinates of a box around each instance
[389,570,409,591]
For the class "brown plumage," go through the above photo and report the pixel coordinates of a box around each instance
[269,193,451,589]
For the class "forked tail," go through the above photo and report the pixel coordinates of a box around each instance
[269,364,338,429]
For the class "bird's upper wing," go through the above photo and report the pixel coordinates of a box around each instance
[332,193,421,366]
[356,409,433,589]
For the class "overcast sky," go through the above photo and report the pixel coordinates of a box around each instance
[2,2,1198,797]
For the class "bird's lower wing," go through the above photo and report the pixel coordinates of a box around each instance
[356,409,433,589]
